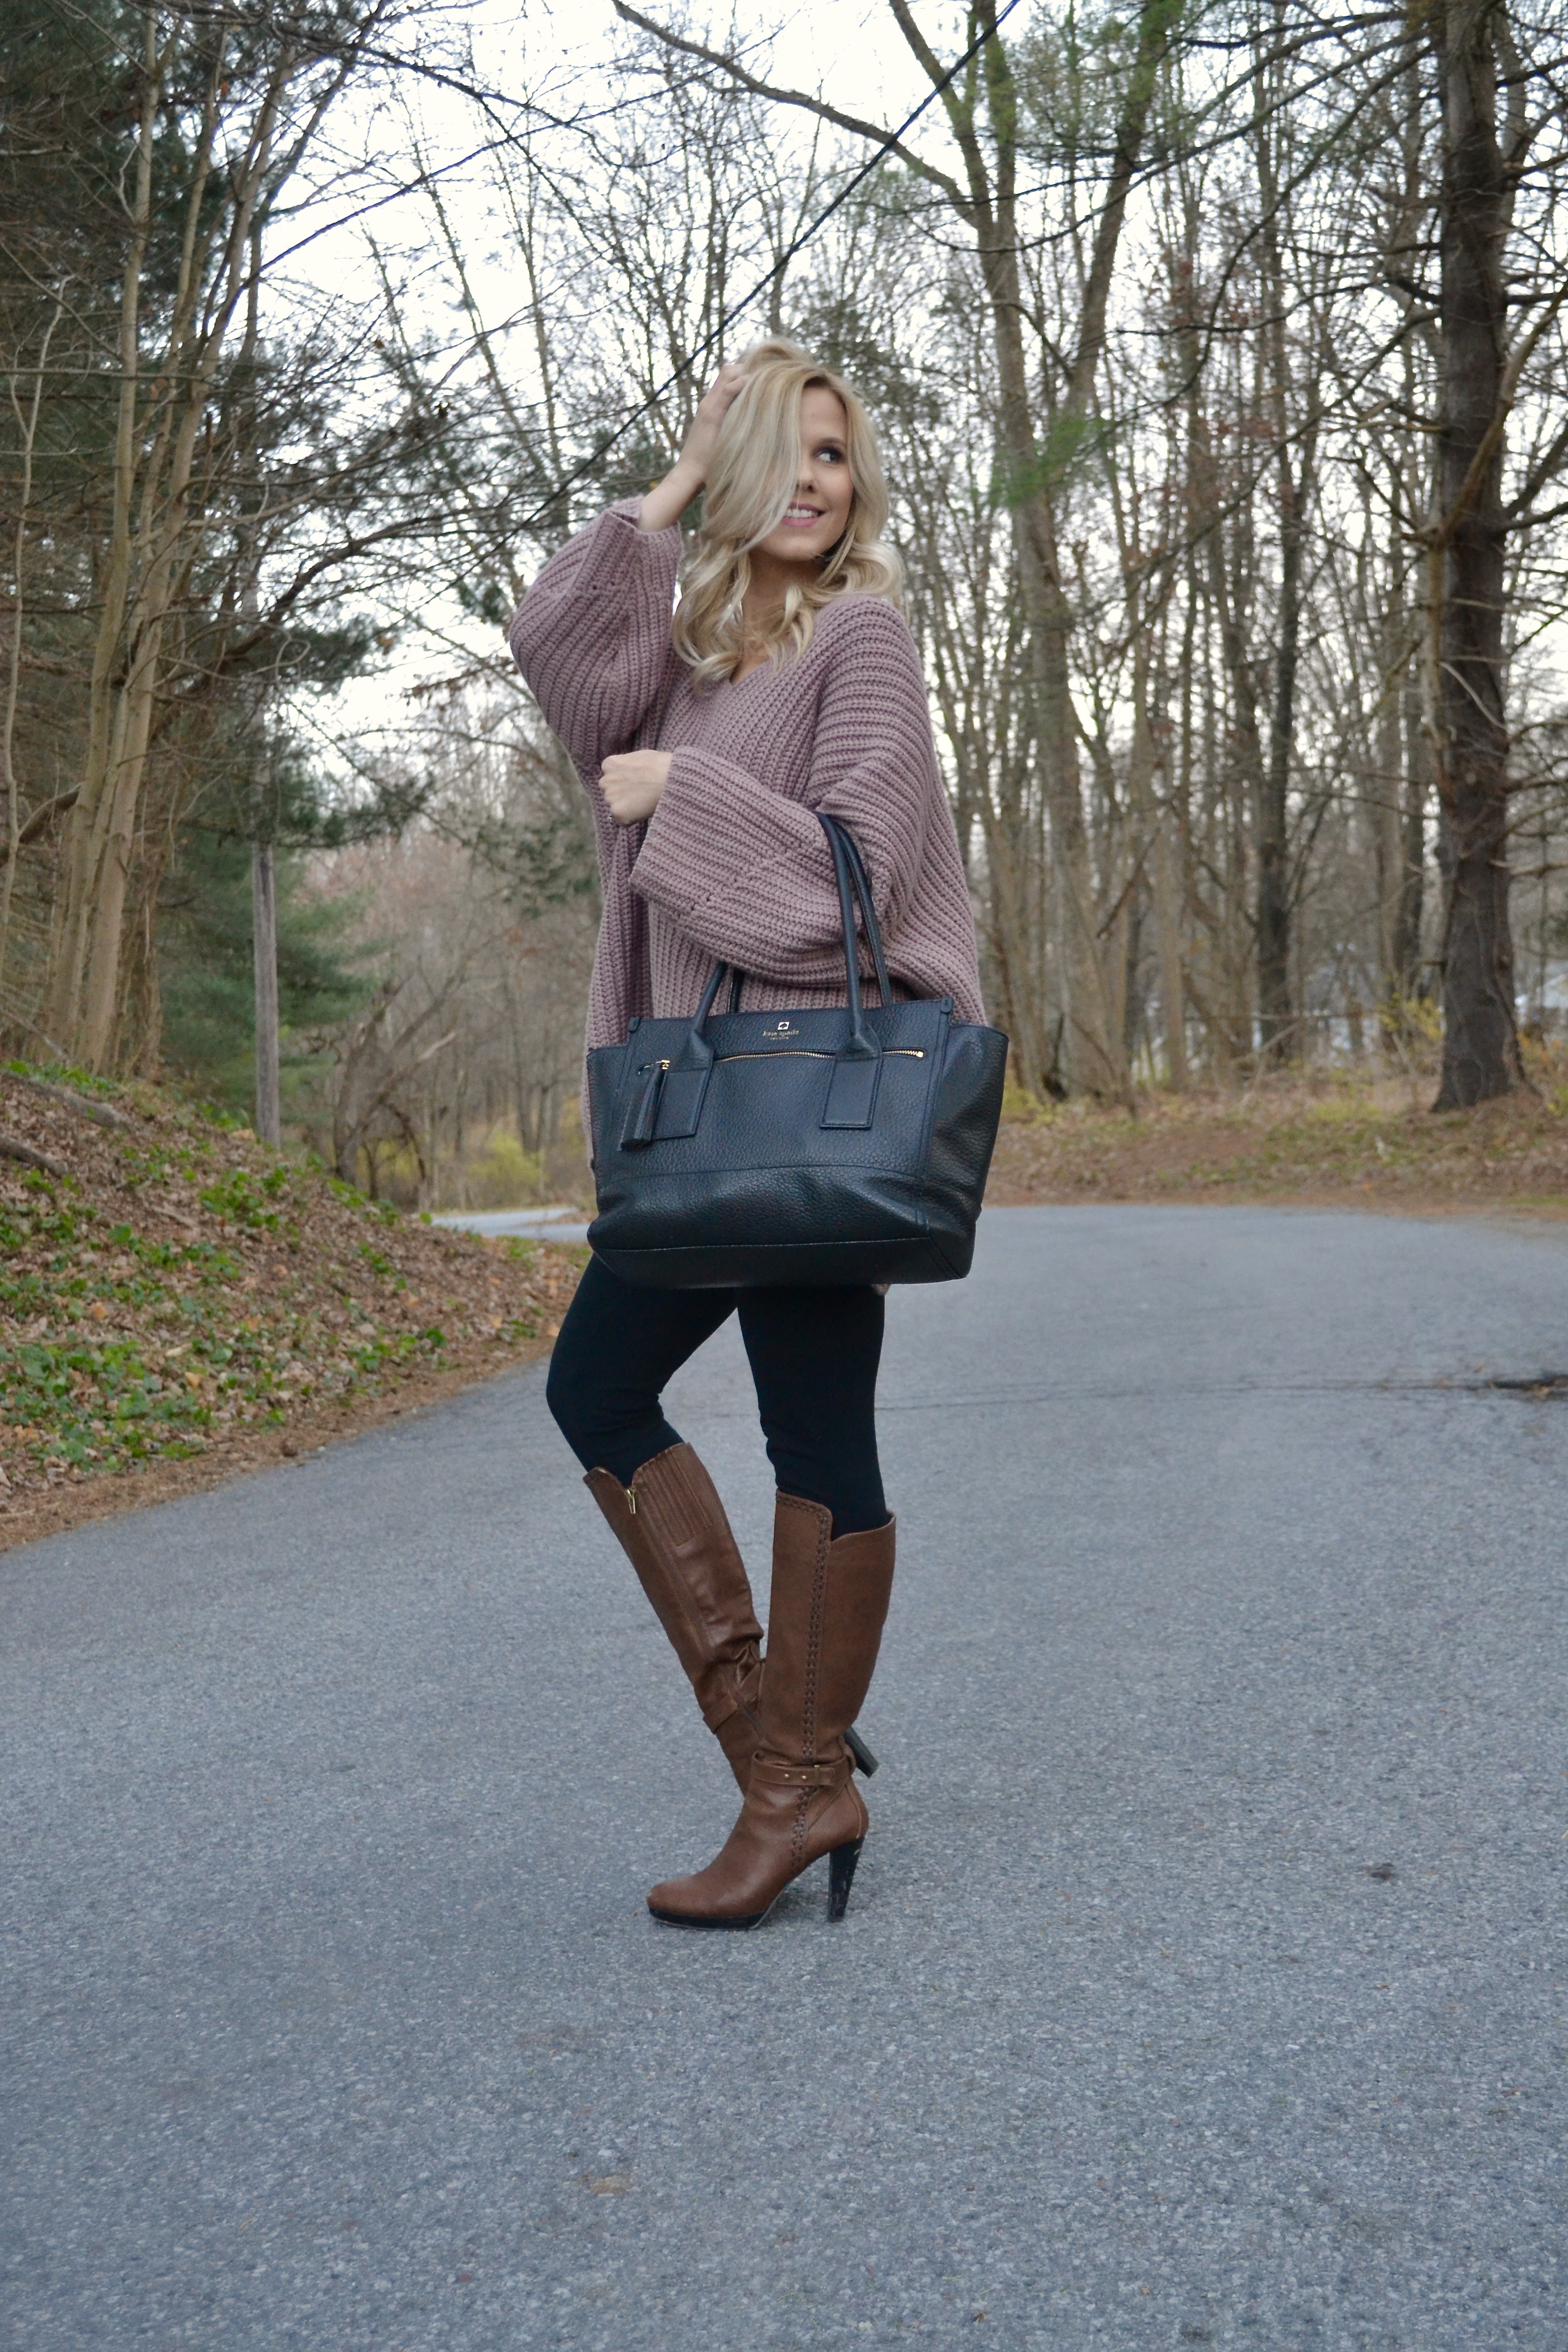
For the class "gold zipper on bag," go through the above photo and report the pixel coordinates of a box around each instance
[709,1047,926,1064]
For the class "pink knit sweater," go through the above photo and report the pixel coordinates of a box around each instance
[508,501,985,1083]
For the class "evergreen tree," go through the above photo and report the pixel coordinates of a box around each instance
[158,830,371,1115]
[156,724,415,1118]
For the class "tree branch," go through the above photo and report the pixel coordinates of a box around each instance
[0,1133,68,1178]
[610,4,972,214]
[1430,280,1568,551]
[0,790,79,867]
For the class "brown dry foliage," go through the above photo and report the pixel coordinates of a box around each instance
[0,1068,583,1551]
[986,1068,1568,1215]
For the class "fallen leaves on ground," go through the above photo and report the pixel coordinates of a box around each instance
[0,1064,583,1549]
[986,1065,1568,1215]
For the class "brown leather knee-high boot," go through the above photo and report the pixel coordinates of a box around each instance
[647,1494,895,1929]
[585,1443,764,1792]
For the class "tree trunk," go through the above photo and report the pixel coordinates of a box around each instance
[900,0,1168,1100]
[40,14,159,1057]
[1375,521,1407,1000]
[252,844,281,1147]
[966,28,1124,1100]
[1395,668,1428,994]
[1202,513,1271,1052]
[1255,63,1297,1059]
[1256,554,1294,1057]
[978,785,1050,1095]
[982,0,1171,1100]
[1137,625,1188,1089]
[42,35,295,1069]
[1431,0,1522,1108]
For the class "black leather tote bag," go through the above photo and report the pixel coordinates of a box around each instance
[584,814,1008,1287]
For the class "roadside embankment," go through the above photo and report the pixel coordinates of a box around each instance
[0,1066,583,1550]
[986,1068,1568,1217]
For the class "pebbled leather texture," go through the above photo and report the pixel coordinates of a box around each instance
[586,816,1008,1290]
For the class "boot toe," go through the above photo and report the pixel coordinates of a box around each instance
[647,1873,766,1930]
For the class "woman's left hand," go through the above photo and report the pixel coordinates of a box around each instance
[600,749,673,826]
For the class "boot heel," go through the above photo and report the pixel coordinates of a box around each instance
[845,1724,878,1778]
[827,1837,864,1922]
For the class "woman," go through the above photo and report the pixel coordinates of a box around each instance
[510,341,985,1928]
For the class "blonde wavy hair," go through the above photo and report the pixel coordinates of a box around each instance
[672,339,902,689]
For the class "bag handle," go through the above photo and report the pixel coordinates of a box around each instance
[820,815,893,1010]
[814,814,885,1126]
[818,816,878,1051]
[684,816,885,1052]
[628,813,887,1145]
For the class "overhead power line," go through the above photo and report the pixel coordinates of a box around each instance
[517,0,1025,531]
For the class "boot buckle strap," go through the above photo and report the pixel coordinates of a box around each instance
[756,1757,840,1790]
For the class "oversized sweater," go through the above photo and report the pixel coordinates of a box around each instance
[508,500,986,1089]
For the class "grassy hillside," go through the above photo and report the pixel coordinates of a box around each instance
[0,1065,583,1548]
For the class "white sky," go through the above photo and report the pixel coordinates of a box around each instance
[299,0,994,316]
[285,2,1023,774]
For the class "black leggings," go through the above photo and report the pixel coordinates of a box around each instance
[546,1255,888,1535]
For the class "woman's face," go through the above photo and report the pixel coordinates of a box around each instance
[752,386,855,569]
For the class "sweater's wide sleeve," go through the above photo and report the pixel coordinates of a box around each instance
[507,501,680,775]
[628,598,942,991]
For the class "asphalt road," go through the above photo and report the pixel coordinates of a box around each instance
[4,1206,1566,2351]
[433,1210,594,1245]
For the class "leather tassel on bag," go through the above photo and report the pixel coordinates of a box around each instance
[621,1059,668,1148]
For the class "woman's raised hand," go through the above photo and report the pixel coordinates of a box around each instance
[679,363,749,483]
[637,364,748,532]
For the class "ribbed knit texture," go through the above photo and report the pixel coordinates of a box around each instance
[508,500,986,1095]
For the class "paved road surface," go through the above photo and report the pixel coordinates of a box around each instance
[433,1208,594,1244]
[4,1207,1566,2350]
